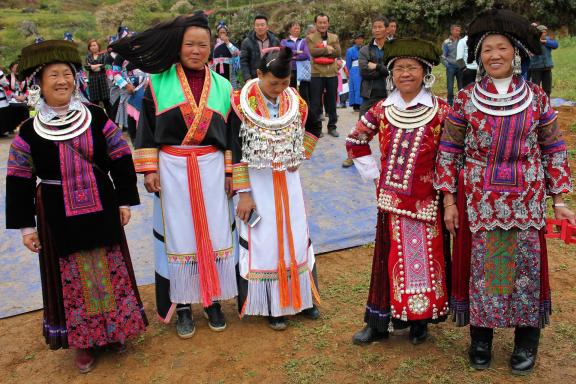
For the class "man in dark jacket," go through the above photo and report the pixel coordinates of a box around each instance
[342,15,390,168]
[240,15,280,81]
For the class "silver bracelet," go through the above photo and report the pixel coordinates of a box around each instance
[553,203,566,208]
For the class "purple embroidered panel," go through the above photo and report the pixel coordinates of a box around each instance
[484,110,531,193]
[7,135,34,178]
[401,216,431,292]
[103,119,132,160]
[59,129,103,217]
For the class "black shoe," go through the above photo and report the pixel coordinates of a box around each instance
[468,340,492,369]
[510,346,537,375]
[352,326,389,345]
[203,302,227,332]
[328,129,340,137]
[301,305,320,320]
[342,158,354,168]
[267,316,288,331]
[176,307,196,339]
[409,322,428,345]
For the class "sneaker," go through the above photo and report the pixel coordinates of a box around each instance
[328,129,340,137]
[75,348,95,374]
[176,306,196,339]
[342,158,354,168]
[267,316,288,331]
[203,302,227,332]
[301,305,320,320]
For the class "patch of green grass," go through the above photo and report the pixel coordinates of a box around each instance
[283,356,333,384]
[555,323,576,344]
[23,352,36,361]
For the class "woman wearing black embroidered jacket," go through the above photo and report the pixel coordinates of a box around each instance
[5,40,147,373]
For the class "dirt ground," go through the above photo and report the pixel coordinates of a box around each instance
[0,108,575,384]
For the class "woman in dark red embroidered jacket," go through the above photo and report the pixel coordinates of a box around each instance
[5,40,147,373]
[434,8,574,375]
[346,38,451,347]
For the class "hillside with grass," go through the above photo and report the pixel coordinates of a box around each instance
[1,0,574,99]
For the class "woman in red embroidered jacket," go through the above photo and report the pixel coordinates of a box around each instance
[5,40,147,373]
[433,8,575,375]
[346,38,451,346]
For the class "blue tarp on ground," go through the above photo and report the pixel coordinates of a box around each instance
[0,115,378,318]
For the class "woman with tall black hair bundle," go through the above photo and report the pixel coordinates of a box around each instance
[230,47,321,330]
[110,12,238,339]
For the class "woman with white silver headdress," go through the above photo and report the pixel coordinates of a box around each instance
[347,38,452,346]
[4,40,147,373]
[434,7,574,375]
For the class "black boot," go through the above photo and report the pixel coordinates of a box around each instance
[468,326,493,369]
[352,325,389,345]
[409,321,428,345]
[510,326,540,375]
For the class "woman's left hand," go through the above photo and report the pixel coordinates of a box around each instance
[225,176,233,198]
[119,207,131,226]
[554,206,576,225]
[288,165,300,172]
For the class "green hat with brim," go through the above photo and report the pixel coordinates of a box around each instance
[384,38,442,68]
[19,40,82,80]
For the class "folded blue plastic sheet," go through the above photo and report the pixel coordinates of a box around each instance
[0,127,378,318]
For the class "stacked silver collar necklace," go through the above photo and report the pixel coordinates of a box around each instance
[33,99,92,141]
[384,96,439,130]
[471,77,533,116]
[239,79,304,171]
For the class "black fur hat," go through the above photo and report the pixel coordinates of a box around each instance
[467,7,542,63]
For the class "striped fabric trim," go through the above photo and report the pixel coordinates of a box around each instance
[224,150,233,174]
[439,140,465,153]
[133,148,159,173]
[303,132,319,160]
[446,112,468,127]
[539,110,558,127]
[232,163,250,191]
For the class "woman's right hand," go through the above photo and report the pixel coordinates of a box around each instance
[144,172,161,193]
[23,232,41,253]
[236,192,256,223]
[444,205,459,237]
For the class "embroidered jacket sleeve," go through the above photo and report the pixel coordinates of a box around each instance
[345,104,381,181]
[536,89,573,194]
[433,91,467,193]
[133,85,159,173]
[102,117,140,206]
[6,133,37,229]
[298,95,318,160]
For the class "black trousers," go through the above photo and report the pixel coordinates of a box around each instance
[310,76,338,137]
[462,68,477,88]
[529,68,552,97]
[298,80,316,133]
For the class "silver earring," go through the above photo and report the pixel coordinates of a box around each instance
[423,73,436,90]
[513,48,522,76]
[386,76,395,93]
[27,84,41,108]
[475,62,484,83]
